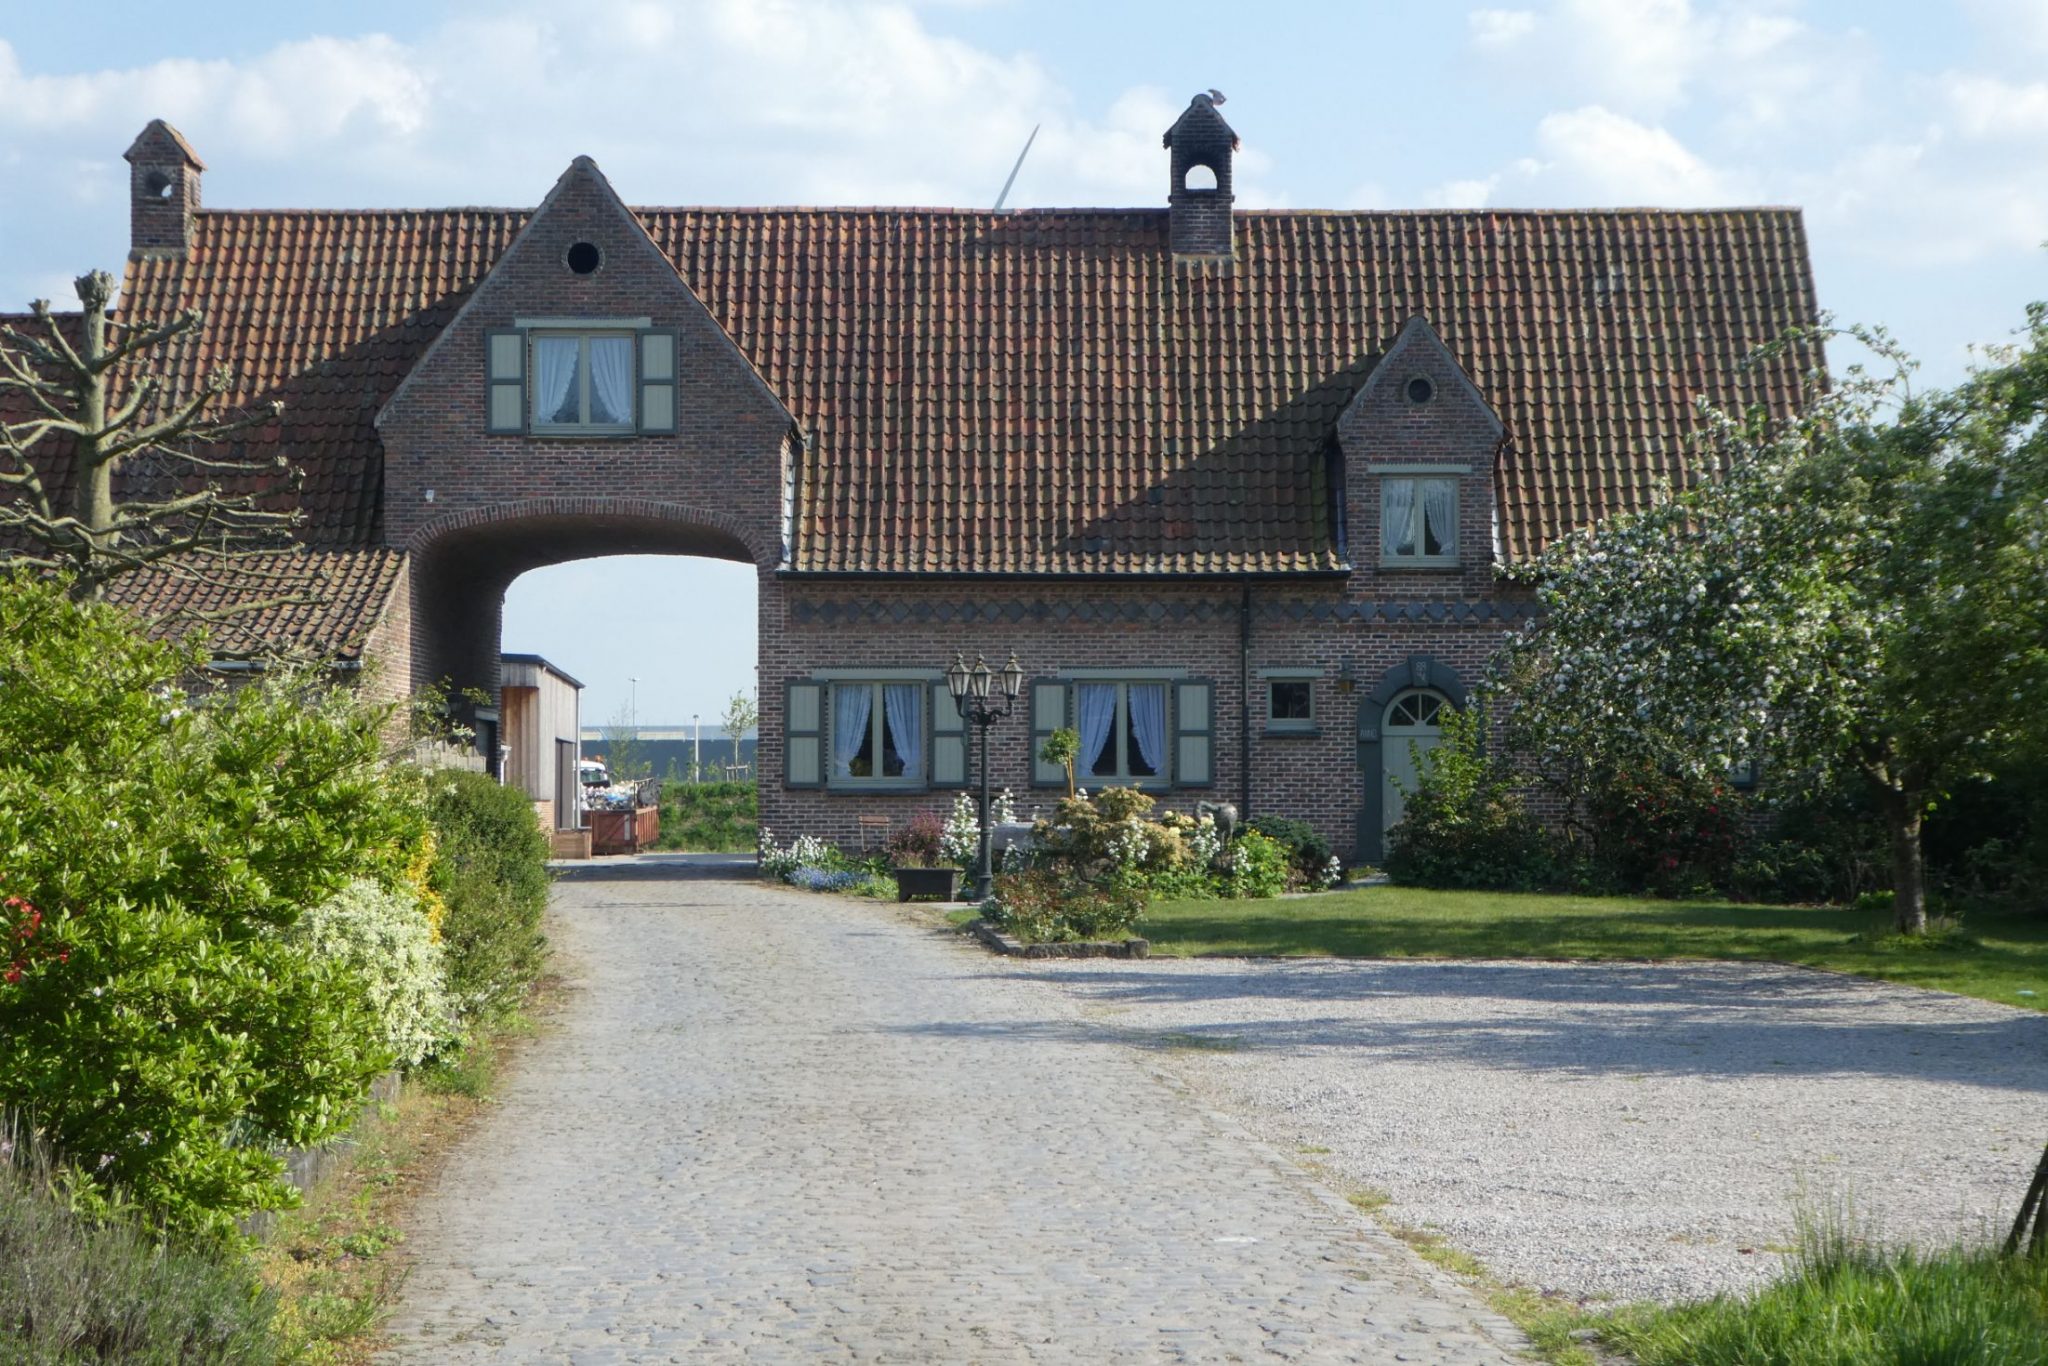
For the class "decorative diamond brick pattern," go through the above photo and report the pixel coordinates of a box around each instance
[109,204,1816,589]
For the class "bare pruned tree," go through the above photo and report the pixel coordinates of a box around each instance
[0,269,302,601]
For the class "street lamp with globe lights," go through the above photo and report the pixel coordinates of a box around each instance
[946,650,1024,900]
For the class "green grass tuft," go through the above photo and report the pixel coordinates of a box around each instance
[1597,1239,2048,1366]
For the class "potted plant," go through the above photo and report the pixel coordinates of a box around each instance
[885,812,961,902]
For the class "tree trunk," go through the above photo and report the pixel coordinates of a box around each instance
[1881,787,1928,936]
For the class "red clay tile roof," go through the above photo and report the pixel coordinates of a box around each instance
[100,547,403,660]
[109,203,1816,574]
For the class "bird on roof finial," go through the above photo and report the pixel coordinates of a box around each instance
[1207,88,1227,105]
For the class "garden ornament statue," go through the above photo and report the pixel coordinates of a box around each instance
[946,650,1025,901]
[1197,800,1239,844]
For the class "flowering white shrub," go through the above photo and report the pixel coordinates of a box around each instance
[758,828,833,881]
[1106,817,1150,876]
[940,793,980,866]
[1317,854,1345,890]
[1185,816,1223,868]
[292,878,454,1066]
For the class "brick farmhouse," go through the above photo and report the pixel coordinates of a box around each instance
[24,98,1819,861]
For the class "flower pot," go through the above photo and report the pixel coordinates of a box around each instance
[893,866,962,902]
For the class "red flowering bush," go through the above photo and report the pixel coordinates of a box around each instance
[2,896,67,985]
[1585,763,1743,898]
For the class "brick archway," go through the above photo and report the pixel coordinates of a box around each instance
[403,495,774,708]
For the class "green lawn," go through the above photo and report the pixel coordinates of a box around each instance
[1141,886,2048,1011]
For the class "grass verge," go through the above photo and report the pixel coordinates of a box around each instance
[1141,886,2048,1011]
[250,986,558,1363]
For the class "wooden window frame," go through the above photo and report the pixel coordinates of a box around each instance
[827,680,927,791]
[1380,474,1461,568]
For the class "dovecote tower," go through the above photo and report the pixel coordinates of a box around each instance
[1163,91,1238,260]
[124,119,204,257]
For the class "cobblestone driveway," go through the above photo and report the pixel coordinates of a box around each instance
[380,859,1523,1363]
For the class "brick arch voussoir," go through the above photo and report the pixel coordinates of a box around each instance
[405,496,774,568]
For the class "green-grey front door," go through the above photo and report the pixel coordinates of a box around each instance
[1381,689,1447,837]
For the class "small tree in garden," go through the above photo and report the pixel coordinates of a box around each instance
[1039,727,1080,797]
[0,270,301,602]
[721,688,758,774]
[1496,316,2048,934]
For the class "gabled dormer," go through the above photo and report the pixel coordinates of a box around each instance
[1162,91,1237,260]
[1336,317,1505,591]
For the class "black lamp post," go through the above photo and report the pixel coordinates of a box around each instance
[947,650,1025,901]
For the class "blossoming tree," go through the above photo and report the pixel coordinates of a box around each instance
[1495,314,2048,934]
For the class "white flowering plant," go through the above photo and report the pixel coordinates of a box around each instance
[1492,318,2048,934]
[292,878,455,1066]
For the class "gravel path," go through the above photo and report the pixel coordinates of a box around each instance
[380,860,1525,1362]
[1007,955,2048,1304]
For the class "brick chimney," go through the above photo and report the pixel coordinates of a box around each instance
[124,119,205,257]
[1163,91,1238,260]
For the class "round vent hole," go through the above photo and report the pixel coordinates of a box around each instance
[1406,376,1435,404]
[566,241,602,275]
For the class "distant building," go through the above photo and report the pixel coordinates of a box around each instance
[581,725,758,782]
[501,654,583,829]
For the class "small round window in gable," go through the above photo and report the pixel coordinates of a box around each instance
[1406,376,1434,404]
[565,241,602,275]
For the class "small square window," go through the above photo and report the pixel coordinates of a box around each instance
[1267,679,1315,731]
[1381,476,1458,565]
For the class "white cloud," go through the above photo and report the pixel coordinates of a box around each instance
[1530,105,1753,204]
[1420,176,1499,208]
[1468,9,1537,46]
[1942,73,2048,140]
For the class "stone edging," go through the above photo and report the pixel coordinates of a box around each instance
[969,918,1150,959]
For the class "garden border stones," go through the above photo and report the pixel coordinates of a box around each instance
[970,917,1150,959]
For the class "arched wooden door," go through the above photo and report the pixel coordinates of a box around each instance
[1381,689,1448,837]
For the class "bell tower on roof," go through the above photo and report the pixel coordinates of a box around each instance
[1163,90,1238,260]
[124,119,204,258]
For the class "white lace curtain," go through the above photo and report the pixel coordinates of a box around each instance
[1128,684,1165,775]
[1382,478,1417,557]
[1077,683,1118,778]
[882,684,922,778]
[832,684,872,778]
[590,336,634,425]
[1420,479,1456,555]
[534,337,579,424]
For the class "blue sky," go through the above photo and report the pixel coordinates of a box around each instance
[4,0,2044,726]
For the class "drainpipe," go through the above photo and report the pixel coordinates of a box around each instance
[1239,582,1253,819]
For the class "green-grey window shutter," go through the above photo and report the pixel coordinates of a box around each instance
[785,680,823,788]
[486,328,525,434]
[1029,679,1069,788]
[1174,678,1214,788]
[930,683,967,788]
[637,328,679,434]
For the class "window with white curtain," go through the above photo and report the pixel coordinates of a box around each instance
[530,331,636,432]
[1077,681,1168,784]
[828,681,924,787]
[1381,475,1458,564]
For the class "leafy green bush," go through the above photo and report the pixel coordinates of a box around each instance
[1585,762,1742,897]
[290,879,454,1067]
[987,869,1146,943]
[1,1133,281,1363]
[427,770,551,1023]
[654,780,757,852]
[1385,707,1558,891]
[1247,816,1335,888]
[0,574,417,1237]
[1220,829,1291,899]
